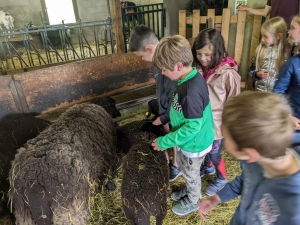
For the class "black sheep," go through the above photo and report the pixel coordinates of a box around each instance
[145,99,159,119]
[117,120,168,225]
[0,114,50,221]
[121,142,169,225]
[9,103,121,225]
[89,96,121,118]
[116,120,165,155]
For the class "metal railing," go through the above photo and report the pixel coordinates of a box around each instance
[121,3,165,52]
[0,17,115,74]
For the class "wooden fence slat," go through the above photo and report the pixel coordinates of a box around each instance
[179,10,187,37]
[234,11,247,66]
[207,9,215,28]
[221,8,231,50]
[192,10,200,38]
[186,15,238,25]
[245,15,263,90]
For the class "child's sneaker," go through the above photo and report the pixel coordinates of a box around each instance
[200,165,216,177]
[172,195,199,216]
[169,165,182,182]
[205,178,228,196]
[171,187,187,201]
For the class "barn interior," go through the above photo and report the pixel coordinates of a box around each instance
[0,0,268,224]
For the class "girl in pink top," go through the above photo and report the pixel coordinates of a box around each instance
[192,28,241,196]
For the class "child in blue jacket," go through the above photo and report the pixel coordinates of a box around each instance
[198,92,300,224]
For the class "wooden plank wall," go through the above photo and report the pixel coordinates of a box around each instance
[179,9,263,89]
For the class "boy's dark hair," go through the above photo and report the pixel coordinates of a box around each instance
[192,28,228,69]
[128,25,159,52]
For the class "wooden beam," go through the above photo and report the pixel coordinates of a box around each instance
[245,15,263,90]
[179,10,187,37]
[192,10,200,38]
[221,8,230,50]
[234,11,247,66]
[110,0,125,53]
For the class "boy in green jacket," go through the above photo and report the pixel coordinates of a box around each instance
[151,35,215,216]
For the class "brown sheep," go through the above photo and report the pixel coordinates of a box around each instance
[9,103,121,225]
[116,120,165,155]
[121,142,169,225]
[0,114,50,222]
[117,120,168,225]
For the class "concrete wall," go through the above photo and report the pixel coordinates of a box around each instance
[0,0,110,28]
[77,0,109,21]
[0,0,43,28]
[163,0,190,36]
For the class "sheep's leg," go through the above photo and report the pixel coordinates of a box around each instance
[26,184,52,225]
[135,212,150,225]
[155,213,165,225]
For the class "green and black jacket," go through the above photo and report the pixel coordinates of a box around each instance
[157,68,215,153]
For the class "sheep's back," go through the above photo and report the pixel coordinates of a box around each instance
[9,103,119,225]
[121,142,169,219]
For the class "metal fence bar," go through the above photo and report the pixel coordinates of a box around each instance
[121,3,165,53]
[0,18,115,72]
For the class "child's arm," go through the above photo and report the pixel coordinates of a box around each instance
[273,59,293,94]
[156,116,204,150]
[225,71,241,99]
[217,174,243,202]
[198,174,243,220]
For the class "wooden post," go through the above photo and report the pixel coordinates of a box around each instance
[221,8,230,50]
[179,10,187,37]
[207,9,215,29]
[110,0,125,53]
[192,10,200,38]
[234,11,246,66]
[245,15,263,90]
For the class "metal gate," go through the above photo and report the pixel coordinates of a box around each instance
[121,3,165,52]
[0,17,114,74]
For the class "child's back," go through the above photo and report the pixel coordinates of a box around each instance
[198,92,300,225]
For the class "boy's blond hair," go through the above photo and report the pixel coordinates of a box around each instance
[255,17,287,73]
[153,35,193,71]
[222,92,294,159]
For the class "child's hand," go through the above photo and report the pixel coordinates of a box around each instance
[198,195,221,220]
[238,5,248,11]
[257,70,269,79]
[151,139,163,151]
[152,117,162,126]
[291,115,300,130]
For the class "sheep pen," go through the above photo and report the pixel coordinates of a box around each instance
[8,103,121,225]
